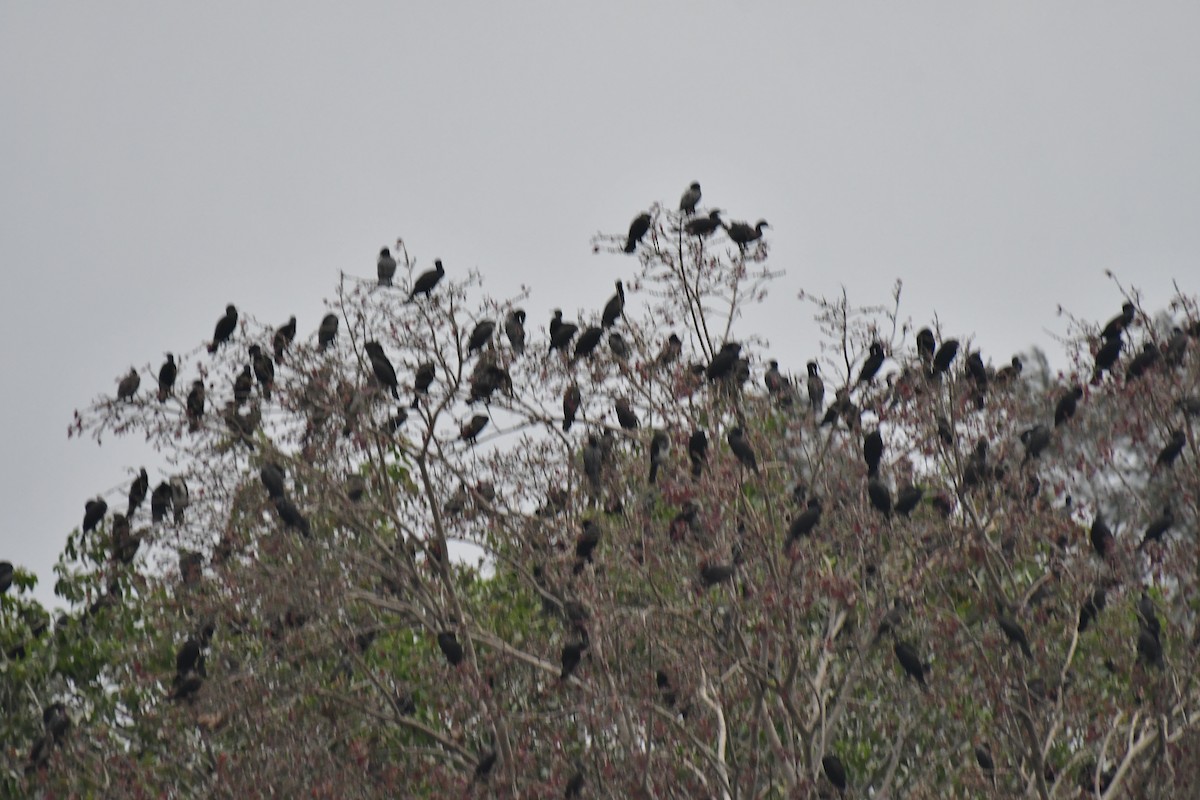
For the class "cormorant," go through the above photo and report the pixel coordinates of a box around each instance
[473,751,497,782]
[467,319,495,355]
[974,745,994,785]
[1089,514,1113,559]
[684,209,722,237]
[601,281,625,328]
[249,345,274,399]
[649,431,668,483]
[411,361,435,409]
[504,309,526,355]
[1156,429,1187,467]
[863,430,883,476]
[614,398,639,430]
[273,315,296,364]
[549,311,579,353]
[260,462,285,500]
[706,342,742,381]
[151,481,172,522]
[437,631,464,666]
[931,339,959,376]
[363,341,399,399]
[688,429,707,477]
[1139,506,1174,549]
[377,247,396,287]
[186,380,205,431]
[893,640,928,687]
[699,561,735,587]
[679,181,701,215]
[624,212,651,253]
[996,610,1033,658]
[916,328,935,366]
[170,477,189,525]
[1092,335,1123,380]
[233,365,253,404]
[856,342,885,384]
[562,385,581,432]
[822,754,847,793]
[571,326,603,362]
[208,304,238,354]
[117,368,140,402]
[1101,302,1135,341]
[1054,386,1083,426]
[560,640,586,680]
[1078,588,1106,633]
[127,468,149,517]
[1125,342,1160,381]
[895,485,923,516]
[608,332,630,360]
[408,259,445,301]
[655,333,682,369]
[582,436,602,497]
[867,476,892,517]
[274,495,310,536]
[460,414,489,443]
[1019,425,1052,462]
[995,355,1023,383]
[317,313,338,351]
[764,360,788,401]
[727,427,758,473]
[82,498,107,533]
[724,219,769,248]
[806,361,824,413]
[156,354,176,401]
[787,498,822,541]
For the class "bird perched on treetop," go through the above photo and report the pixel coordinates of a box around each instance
[411,361,435,409]
[317,313,339,351]
[377,247,397,287]
[549,311,579,353]
[273,316,296,364]
[467,319,496,355]
[916,328,936,366]
[186,380,205,431]
[614,398,639,430]
[117,368,140,402]
[460,414,489,444]
[208,304,238,354]
[724,219,769,249]
[764,360,789,403]
[706,342,742,381]
[679,181,701,215]
[504,309,526,355]
[83,497,107,533]
[601,281,625,329]
[931,339,959,377]
[688,429,707,477]
[248,345,274,400]
[363,341,400,400]
[1101,302,1135,341]
[685,209,722,238]
[624,212,651,253]
[655,334,682,369]
[727,427,759,474]
[572,326,604,363]
[128,468,149,517]
[408,259,445,301]
[562,385,581,432]
[806,361,824,413]
[156,354,176,402]
[1054,386,1083,426]
[857,342,885,385]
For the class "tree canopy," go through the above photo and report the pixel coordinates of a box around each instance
[3,191,1200,798]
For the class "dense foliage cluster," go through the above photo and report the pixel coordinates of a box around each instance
[3,188,1199,798]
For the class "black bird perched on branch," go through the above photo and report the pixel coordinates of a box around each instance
[996,608,1033,658]
[995,355,1023,384]
[116,368,140,402]
[156,354,176,401]
[1156,429,1187,468]
[867,476,892,517]
[260,462,285,500]
[582,436,603,498]
[893,640,929,688]
[688,430,707,478]
[931,338,959,377]
[560,640,587,680]
[863,430,884,476]
[437,631,464,666]
[822,754,848,793]
[376,247,396,287]
[249,345,274,399]
[1054,386,1083,426]
[408,259,445,301]
[564,769,585,798]
[274,495,310,536]
[549,311,579,353]
[727,427,759,474]
[207,304,238,354]
[724,219,769,249]
[1090,514,1114,559]
[679,181,701,215]
[151,481,172,523]
[82,498,107,533]
[857,342,885,385]
[601,281,625,328]
[1092,335,1123,381]
[363,341,400,399]
[272,315,296,364]
[624,212,651,253]
[685,209,722,238]
[706,342,742,381]
[655,333,682,369]
[575,519,602,570]
[170,477,189,525]
[185,380,205,431]
[649,431,669,484]
[1139,505,1174,549]
[1,562,14,594]
[699,561,735,588]
[473,750,497,782]
[460,414,489,444]
[176,638,202,677]
[232,365,253,405]
[916,327,936,366]
[127,468,149,517]
[614,398,638,430]
[806,361,824,413]
[1020,424,1052,462]
[608,332,629,360]
[317,313,338,351]
[504,309,526,355]
[764,360,789,404]
[895,485,923,516]
[974,745,995,786]
[467,320,495,355]
[571,326,603,363]
[788,498,822,542]
[411,361,435,409]
[1078,588,1107,633]
[562,385,581,432]
[1125,342,1161,381]
[1101,301,1135,340]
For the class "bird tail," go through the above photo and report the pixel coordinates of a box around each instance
[207,342,218,354]
[649,462,659,484]
[623,239,636,254]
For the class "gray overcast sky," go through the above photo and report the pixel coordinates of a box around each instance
[3,4,1199,608]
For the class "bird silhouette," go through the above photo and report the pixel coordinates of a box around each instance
[207,304,238,354]
[624,212,651,253]
[679,181,701,215]
[377,247,396,287]
[408,259,445,301]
